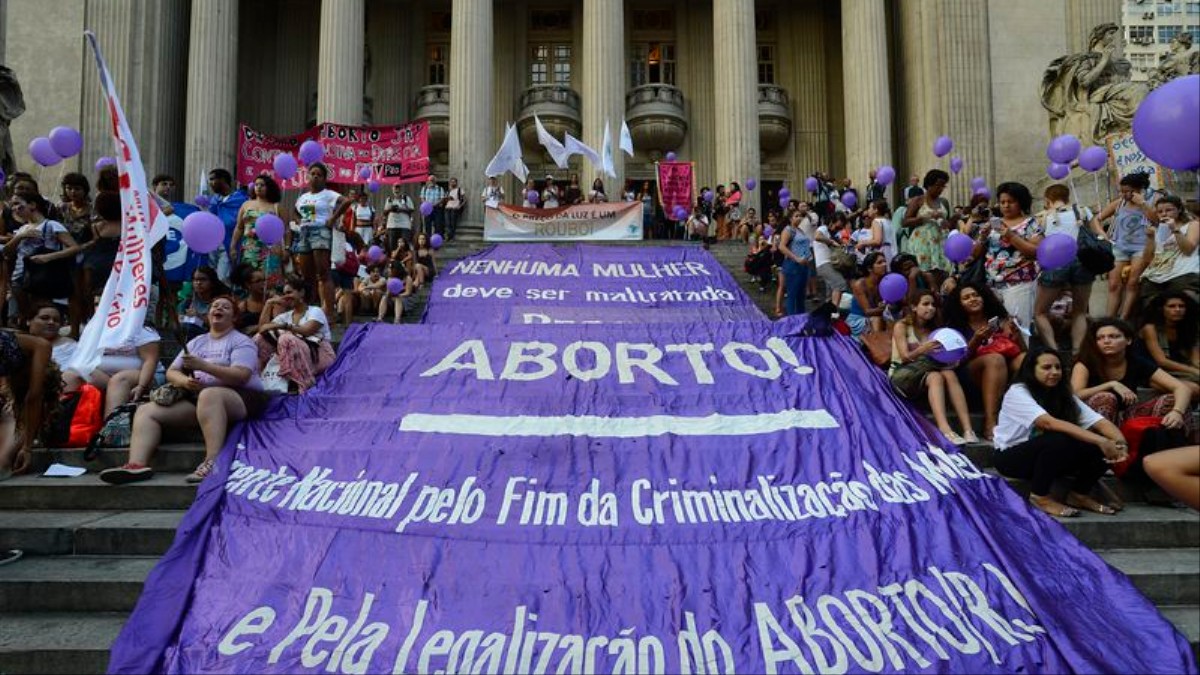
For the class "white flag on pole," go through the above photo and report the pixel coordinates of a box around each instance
[619,119,634,157]
[563,133,602,170]
[69,32,171,377]
[535,115,571,169]
[601,120,616,178]
[485,123,528,182]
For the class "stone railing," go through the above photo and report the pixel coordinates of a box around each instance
[624,84,687,153]
[757,84,792,153]
[517,84,582,149]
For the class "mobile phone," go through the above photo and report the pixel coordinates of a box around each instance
[987,316,1001,330]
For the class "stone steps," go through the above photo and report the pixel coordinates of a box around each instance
[0,474,197,511]
[0,511,185,556]
[0,613,128,675]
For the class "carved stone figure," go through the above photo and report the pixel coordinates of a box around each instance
[0,65,26,176]
[1041,23,1147,145]
[1148,32,1198,89]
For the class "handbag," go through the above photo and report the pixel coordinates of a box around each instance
[957,256,987,287]
[1077,225,1115,275]
[861,332,892,369]
[84,403,137,459]
[1114,416,1189,479]
[976,333,1021,360]
[150,384,191,407]
[830,247,857,276]
[23,222,74,298]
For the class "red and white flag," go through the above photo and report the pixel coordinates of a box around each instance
[69,32,171,376]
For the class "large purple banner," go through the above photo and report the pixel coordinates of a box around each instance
[421,244,766,324]
[109,318,1194,674]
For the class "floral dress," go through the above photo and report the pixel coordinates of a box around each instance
[239,206,284,289]
[983,217,1042,288]
[906,198,951,272]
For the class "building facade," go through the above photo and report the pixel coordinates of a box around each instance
[1122,0,1200,82]
[3,0,1124,226]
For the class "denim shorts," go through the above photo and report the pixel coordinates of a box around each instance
[1113,245,1143,263]
[1039,260,1095,288]
[294,226,332,254]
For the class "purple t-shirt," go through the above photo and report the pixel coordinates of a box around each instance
[170,329,262,390]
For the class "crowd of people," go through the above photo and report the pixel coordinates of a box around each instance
[735,167,1199,517]
[0,163,447,485]
[0,160,1197,516]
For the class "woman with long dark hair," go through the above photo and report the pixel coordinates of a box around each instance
[943,281,1028,441]
[232,174,284,290]
[993,347,1128,518]
[0,330,60,481]
[177,266,232,341]
[1138,292,1200,390]
[1096,171,1157,319]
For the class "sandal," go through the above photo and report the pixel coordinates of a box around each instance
[963,431,980,444]
[1066,492,1118,516]
[1029,494,1080,518]
[943,430,967,446]
[1092,483,1125,512]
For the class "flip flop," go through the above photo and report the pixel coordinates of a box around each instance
[944,431,967,446]
[963,431,980,444]
[1067,493,1118,516]
[1029,496,1080,518]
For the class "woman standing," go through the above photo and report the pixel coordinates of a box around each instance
[542,176,561,209]
[1096,172,1157,319]
[970,183,1042,329]
[293,164,352,320]
[82,192,121,296]
[3,193,80,323]
[522,178,540,208]
[724,182,743,240]
[993,347,1128,518]
[855,200,896,264]
[587,178,608,204]
[1072,318,1195,436]
[1138,292,1200,389]
[779,209,814,316]
[58,173,93,337]
[1033,184,1103,352]
[564,174,583,206]
[944,282,1028,441]
[889,290,978,445]
[444,177,465,240]
[231,174,284,291]
[1139,194,1198,313]
[637,181,655,236]
[350,189,376,246]
[901,169,953,276]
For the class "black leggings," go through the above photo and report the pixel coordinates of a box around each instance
[993,431,1110,496]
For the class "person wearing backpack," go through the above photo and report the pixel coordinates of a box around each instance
[1034,183,1105,352]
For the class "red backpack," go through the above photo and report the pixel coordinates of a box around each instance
[47,384,103,448]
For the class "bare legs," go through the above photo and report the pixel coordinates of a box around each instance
[1108,258,1145,321]
[126,388,248,467]
[1144,446,1200,511]
[968,353,1008,440]
[926,370,975,439]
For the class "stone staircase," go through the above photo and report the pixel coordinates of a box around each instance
[1,236,1196,673]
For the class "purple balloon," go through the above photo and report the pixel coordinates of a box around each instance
[194,194,212,209]
[779,196,791,209]
[182,212,225,254]
[970,176,987,191]
[420,201,435,217]
[745,178,757,191]
[879,273,909,304]
[273,153,298,180]
[254,214,285,245]
[387,277,406,295]
[762,225,774,239]
[29,137,62,167]
[944,232,974,264]
[526,189,539,204]
[1078,146,1108,172]
[875,166,896,186]
[1046,134,1082,165]
[841,192,857,209]
[665,151,677,161]
[949,156,964,174]
[368,179,381,193]
[1037,233,1079,271]
[0,169,6,187]
[779,187,791,200]
[973,187,992,199]
[804,177,819,192]
[367,245,385,264]
[933,135,954,158]
[48,126,83,158]
[298,140,324,165]
[673,206,687,221]
[430,233,444,249]
[1133,74,1200,171]
[1047,162,1071,180]
[95,156,116,171]
[702,190,715,203]
[358,166,372,181]
[929,328,969,365]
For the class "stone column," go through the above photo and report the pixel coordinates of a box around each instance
[449,0,493,229]
[184,0,238,197]
[317,0,364,126]
[713,0,760,216]
[841,0,892,194]
[1066,0,1121,53]
[582,0,625,195]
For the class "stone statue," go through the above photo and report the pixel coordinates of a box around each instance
[1041,23,1147,145]
[1148,31,1198,89]
[0,65,26,176]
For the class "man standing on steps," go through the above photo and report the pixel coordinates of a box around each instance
[206,169,247,284]
[383,184,414,250]
[420,174,446,237]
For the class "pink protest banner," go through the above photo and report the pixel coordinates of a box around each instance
[656,160,695,221]
[237,124,318,190]
[236,121,430,189]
